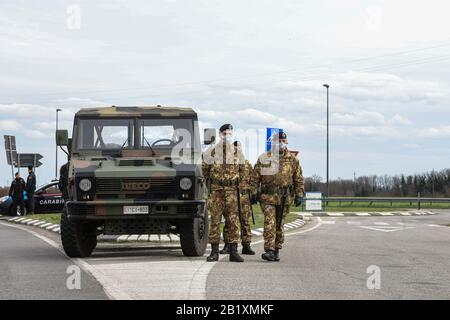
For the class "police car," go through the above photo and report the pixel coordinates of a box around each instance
[0,181,64,215]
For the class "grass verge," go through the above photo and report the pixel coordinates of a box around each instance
[26,213,61,225]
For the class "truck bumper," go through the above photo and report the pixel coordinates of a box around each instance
[66,199,206,222]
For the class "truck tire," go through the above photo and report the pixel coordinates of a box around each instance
[61,208,97,258]
[179,212,208,257]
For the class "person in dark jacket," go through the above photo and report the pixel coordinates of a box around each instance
[9,172,26,216]
[26,165,37,214]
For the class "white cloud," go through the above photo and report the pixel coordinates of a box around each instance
[0,119,22,131]
[418,126,450,138]
[0,119,47,139]
[332,111,386,126]
[388,114,411,125]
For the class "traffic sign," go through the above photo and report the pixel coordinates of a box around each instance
[266,128,283,152]
[4,135,17,165]
[305,192,323,211]
[15,153,44,168]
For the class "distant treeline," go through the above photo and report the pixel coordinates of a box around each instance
[306,169,450,197]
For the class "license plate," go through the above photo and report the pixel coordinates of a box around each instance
[123,206,149,215]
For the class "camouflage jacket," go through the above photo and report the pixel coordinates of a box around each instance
[254,148,304,205]
[202,141,244,192]
[240,160,256,194]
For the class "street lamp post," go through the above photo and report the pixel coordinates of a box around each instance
[55,108,62,179]
[323,84,330,198]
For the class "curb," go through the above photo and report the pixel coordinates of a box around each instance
[297,210,435,217]
[5,216,308,243]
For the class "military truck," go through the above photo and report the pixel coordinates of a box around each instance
[56,106,209,258]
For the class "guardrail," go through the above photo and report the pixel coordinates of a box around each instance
[313,196,450,210]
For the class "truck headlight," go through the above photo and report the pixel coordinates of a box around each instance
[79,178,92,192]
[180,177,193,191]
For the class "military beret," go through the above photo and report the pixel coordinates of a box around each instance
[219,124,233,132]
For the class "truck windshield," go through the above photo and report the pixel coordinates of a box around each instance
[77,119,133,150]
[75,118,194,150]
[138,118,193,149]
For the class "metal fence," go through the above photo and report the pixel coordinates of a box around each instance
[321,196,450,210]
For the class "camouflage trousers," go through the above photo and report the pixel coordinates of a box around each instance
[261,202,290,252]
[223,194,252,244]
[208,190,240,245]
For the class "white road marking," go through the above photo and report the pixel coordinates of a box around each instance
[400,212,411,216]
[346,221,361,225]
[251,230,262,236]
[427,224,443,228]
[379,212,393,216]
[360,226,415,233]
[40,223,52,228]
[149,235,159,242]
[285,223,297,228]
[322,220,335,225]
[355,213,371,216]
[117,235,129,242]
[169,234,180,242]
[137,234,148,241]
[300,213,313,217]
[160,235,171,242]
[374,222,390,226]
[327,213,344,217]
[127,235,140,241]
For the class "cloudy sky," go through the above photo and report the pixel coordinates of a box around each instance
[1,0,450,185]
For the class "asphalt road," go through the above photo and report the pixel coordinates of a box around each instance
[0,222,107,300]
[206,210,450,299]
[0,211,448,300]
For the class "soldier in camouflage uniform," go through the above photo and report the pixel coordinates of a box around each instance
[254,131,304,262]
[202,124,244,262]
[221,141,256,255]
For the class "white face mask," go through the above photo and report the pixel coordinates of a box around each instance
[222,133,233,143]
[271,141,287,151]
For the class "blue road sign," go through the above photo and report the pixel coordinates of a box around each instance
[266,128,283,152]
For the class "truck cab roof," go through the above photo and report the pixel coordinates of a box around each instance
[75,106,197,118]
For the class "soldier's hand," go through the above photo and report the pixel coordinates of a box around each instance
[294,195,302,207]
[250,193,259,205]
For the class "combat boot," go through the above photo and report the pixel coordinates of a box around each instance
[242,243,255,255]
[229,243,244,262]
[207,244,219,262]
[261,251,276,262]
[274,249,280,262]
[220,243,230,254]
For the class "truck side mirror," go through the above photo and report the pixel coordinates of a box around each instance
[56,130,69,146]
[203,128,216,145]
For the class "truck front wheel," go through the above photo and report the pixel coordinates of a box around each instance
[61,208,97,258]
[179,213,208,257]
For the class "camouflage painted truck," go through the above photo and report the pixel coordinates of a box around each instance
[56,106,209,258]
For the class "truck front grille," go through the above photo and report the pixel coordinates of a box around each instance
[96,177,176,194]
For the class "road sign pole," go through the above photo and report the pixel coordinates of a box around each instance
[9,137,14,179]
